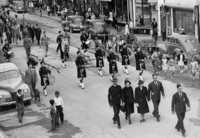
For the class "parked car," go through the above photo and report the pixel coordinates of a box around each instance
[12,1,27,13]
[62,15,84,33]
[126,27,153,46]
[83,19,110,39]
[157,34,200,62]
[0,0,9,7]
[0,63,32,111]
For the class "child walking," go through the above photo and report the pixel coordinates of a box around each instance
[162,56,168,79]
[190,58,199,80]
[49,99,59,132]
[168,56,176,79]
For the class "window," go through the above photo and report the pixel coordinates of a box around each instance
[176,39,181,45]
[170,38,176,44]
[173,9,195,35]
[7,70,19,80]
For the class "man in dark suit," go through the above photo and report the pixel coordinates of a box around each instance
[151,18,158,30]
[148,74,165,122]
[171,84,190,137]
[108,77,122,129]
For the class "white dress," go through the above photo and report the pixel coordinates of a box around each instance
[190,61,198,73]
[124,24,130,34]
[162,59,168,71]
[178,54,184,66]
[109,12,113,21]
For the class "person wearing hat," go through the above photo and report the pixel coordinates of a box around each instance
[34,24,42,45]
[107,49,118,81]
[25,62,38,98]
[95,44,104,76]
[39,61,50,96]
[148,73,165,122]
[75,51,87,89]
[80,29,89,53]
[171,84,191,137]
[121,44,130,75]
[16,89,24,123]
[135,80,149,123]
[135,47,146,80]
[108,77,122,129]
[151,18,158,30]
[122,79,134,124]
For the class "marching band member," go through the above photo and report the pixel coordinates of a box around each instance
[135,47,146,80]
[121,44,130,75]
[39,61,51,96]
[118,36,126,53]
[60,35,68,68]
[75,51,87,89]
[80,29,89,54]
[95,45,104,76]
[107,49,118,81]
[2,39,11,62]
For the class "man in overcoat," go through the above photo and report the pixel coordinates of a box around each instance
[171,84,190,137]
[35,24,42,45]
[23,34,32,59]
[25,63,38,97]
[108,77,122,129]
[148,73,165,122]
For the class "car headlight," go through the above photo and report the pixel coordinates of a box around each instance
[21,84,29,93]
[0,94,4,99]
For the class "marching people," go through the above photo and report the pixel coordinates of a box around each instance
[108,77,122,129]
[16,89,25,123]
[107,49,118,81]
[121,44,130,75]
[161,56,168,79]
[135,47,146,80]
[75,51,87,89]
[168,56,176,79]
[23,34,32,59]
[41,31,51,57]
[171,83,191,137]
[177,51,186,73]
[122,79,134,124]
[35,24,42,45]
[56,31,62,53]
[2,39,11,62]
[80,29,89,54]
[148,74,165,122]
[95,45,104,76]
[49,99,59,132]
[13,23,21,44]
[29,24,35,43]
[135,80,149,123]
[54,91,64,124]
[25,63,38,98]
[39,61,50,96]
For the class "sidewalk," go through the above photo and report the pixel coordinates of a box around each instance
[0,129,8,138]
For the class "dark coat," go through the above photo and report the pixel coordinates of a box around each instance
[35,27,42,40]
[80,33,88,49]
[107,52,118,74]
[135,86,149,113]
[171,92,190,113]
[122,86,134,114]
[108,85,122,106]
[39,66,50,86]
[151,21,158,29]
[148,81,165,101]
[95,49,104,67]
[135,51,146,70]
[121,47,130,65]
[75,56,86,78]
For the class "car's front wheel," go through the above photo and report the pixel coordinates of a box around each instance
[27,99,32,105]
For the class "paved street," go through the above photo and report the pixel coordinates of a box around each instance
[0,11,200,138]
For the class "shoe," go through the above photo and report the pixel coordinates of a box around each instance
[156,118,160,122]
[129,120,132,124]
[182,133,186,137]
[113,120,116,124]
[63,63,65,68]
[143,119,145,122]
[140,119,143,123]
[118,125,121,129]
[78,82,81,87]
[44,90,47,96]
[81,83,84,89]
[100,71,103,77]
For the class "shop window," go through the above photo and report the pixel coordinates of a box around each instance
[173,9,195,35]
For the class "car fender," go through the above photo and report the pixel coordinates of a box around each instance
[173,48,182,57]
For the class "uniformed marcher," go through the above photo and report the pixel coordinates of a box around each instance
[35,24,42,45]
[80,29,89,53]
[107,49,118,81]
[75,51,86,89]
[56,31,62,53]
[95,45,104,76]
[39,61,51,96]
[121,44,130,75]
[2,39,11,62]
[135,47,146,80]
[108,77,122,129]
[171,83,191,137]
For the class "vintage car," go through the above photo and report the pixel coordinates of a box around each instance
[61,15,84,33]
[13,1,27,13]
[126,27,153,46]
[0,63,32,111]
[83,19,110,39]
[157,34,200,62]
[0,0,9,7]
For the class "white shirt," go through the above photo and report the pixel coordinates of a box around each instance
[54,97,64,108]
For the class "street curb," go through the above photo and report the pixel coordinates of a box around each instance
[0,129,7,138]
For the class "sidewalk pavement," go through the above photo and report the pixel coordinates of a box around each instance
[0,129,8,138]
[32,9,164,44]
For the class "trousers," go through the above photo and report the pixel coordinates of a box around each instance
[152,100,160,118]
[112,105,120,126]
[176,112,186,134]
[56,105,64,123]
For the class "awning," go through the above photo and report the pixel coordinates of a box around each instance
[161,2,194,10]
[148,0,157,5]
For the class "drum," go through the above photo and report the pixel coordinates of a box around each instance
[8,51,15,58]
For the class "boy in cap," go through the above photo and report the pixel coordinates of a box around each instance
[171,83,191,137]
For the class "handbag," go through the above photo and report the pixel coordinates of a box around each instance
[120,105,126,113]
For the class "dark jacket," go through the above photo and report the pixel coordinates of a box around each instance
[148,81,165,101]
[171,92,190,113]
[108,85,122,105]
[122,86,134,104]
[177,54,186,61]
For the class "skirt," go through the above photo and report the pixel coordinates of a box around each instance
[168,65,175,71]
[109,62,118,74]
[162,64,168,71]
[122,56,130,65]
[125,103,134,114]
[178,60,184,66]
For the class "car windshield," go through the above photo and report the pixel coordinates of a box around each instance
[0,70,19,81]
[132,29,151,35]
[73,18,83,24]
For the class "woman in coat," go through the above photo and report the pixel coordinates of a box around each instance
[135,80,149,123]
[16,89,24,123]
[135,47,146,80]
[122,80,134,124]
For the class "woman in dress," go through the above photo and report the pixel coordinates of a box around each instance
[177,50,186,73]
[135,80,149,122]
[122,80,134,124]
[162,56,168,79]
[190,58,199,80]
[16,89,24,123]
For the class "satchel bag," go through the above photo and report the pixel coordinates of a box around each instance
[120,105,126,113]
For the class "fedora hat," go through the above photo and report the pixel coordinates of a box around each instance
[138,80,144,85]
